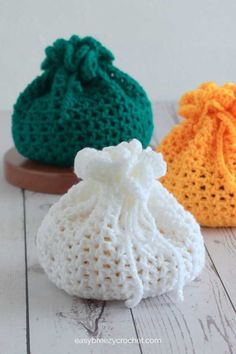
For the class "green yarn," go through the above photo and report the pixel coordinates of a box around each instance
[12,35,153,167]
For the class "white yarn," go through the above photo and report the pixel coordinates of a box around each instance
[37,139,205,308]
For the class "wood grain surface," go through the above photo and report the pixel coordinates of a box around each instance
[1,105,235,354]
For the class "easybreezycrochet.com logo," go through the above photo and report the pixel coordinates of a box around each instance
[74,336,162,346]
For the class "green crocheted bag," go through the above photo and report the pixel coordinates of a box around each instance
[12,35,153,166]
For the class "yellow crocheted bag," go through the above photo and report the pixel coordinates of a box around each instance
[157,82,236,227]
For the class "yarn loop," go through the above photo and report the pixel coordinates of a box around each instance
[41,35,114,82]
[74,139,167,200]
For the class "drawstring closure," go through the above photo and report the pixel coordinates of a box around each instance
[42,35,114,123]
[42,35,114,82]
[194,99,236,184]
[216,111,236,182]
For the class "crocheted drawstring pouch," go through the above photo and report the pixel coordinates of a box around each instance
[12,35,153,167]
[157,82,236,227]
[37,139,205,308]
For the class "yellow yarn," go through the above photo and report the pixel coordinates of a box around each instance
[157,82,236,227]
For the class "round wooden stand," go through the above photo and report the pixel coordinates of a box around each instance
[3,148,79,194]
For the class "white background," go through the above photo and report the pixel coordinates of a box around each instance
[1,0,236,110]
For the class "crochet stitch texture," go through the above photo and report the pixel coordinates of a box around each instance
[12,35,153,166]
[157,82,236,227]
[37,139,205,308]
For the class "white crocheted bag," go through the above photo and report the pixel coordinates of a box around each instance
[37,139,205,308]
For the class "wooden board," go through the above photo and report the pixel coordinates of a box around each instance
[4,147,78,194]
[0,113,27,354]
[1,105,236,354]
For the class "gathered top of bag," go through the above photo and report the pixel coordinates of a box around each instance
[157,82,236,227]
[37,139,205,308]
[74,138,166,199]
[12,35,153,167]
[41,35,114,82]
